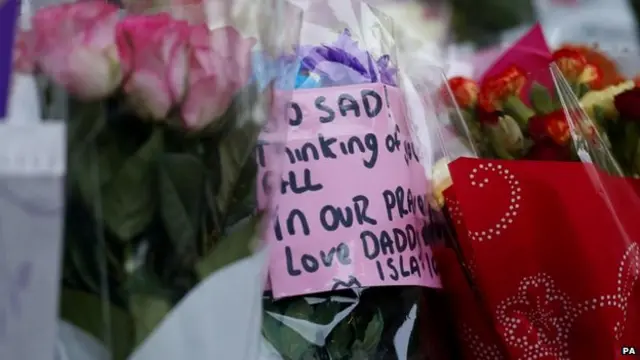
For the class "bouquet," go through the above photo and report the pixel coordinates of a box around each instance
[440,26,640,178]
[428,24,640,359]
[259,2,456,359]
[14,0,300,358]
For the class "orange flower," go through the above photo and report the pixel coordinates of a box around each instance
[477,65,527,113]
[560,44,624,89]
[528,109,571,146]
[552,46,603,89]
[552,48,587,80]
[442,77,479,108]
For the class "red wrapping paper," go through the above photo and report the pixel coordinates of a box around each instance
[438,158,640,359]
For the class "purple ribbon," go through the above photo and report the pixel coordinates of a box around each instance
[0,0,19,118]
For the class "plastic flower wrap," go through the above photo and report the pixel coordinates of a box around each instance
[14,0,302,358]
[438,26,623,175]
[259,1,457,359]
[427,24,640,360]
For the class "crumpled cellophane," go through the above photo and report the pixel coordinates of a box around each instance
[16,0,304,358]
[428,61,640,359]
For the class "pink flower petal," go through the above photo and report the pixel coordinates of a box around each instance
[127,71,173,119]
[181,75,233,129]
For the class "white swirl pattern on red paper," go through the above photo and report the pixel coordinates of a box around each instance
[461,243,639,360]
[466,163,521,242]
[446,161,640,359]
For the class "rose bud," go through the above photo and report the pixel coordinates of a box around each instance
[478,65,534,129]
[180,25,257,130]
[614,87,640,121]
[442,77,479,109]
[116,14,190,120]
[31,1,122,100]
[483,112,525,160]
[123,0,208,24]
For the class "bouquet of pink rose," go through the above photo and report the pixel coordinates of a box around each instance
[14,0,300,357]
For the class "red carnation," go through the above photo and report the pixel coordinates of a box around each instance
[477,65,527,113]
[528,109,571,146]
[553,47,587,80]
[614,87,640,121]
[443,77,479,109]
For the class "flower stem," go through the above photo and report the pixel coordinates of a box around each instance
[503,95,534,129]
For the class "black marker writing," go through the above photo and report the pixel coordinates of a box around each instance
[382,187,427,221]
[286,89,384,126]
[273,209,310,241]
[337,133,379,168]
[319,195,377,232]
[285,242,352,276]
[281,169,323,195]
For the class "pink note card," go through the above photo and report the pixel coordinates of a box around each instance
[262,83,442,299]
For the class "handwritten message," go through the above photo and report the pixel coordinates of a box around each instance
[0,0,18,118]
[259,83,442,298]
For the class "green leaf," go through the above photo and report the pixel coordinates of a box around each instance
[100,129,164,241]
[327,319,354,360]
[593,105,607,126]
[311,300,341,325]
[360,310,384,352]
[577,83,591,99]
[129,294,172,346]
[502,95,535,129]
[59,289,135,360]
[195,214,262,279]
[67,99,107,153]
[158,154,206,258]
[284,299,314,320]
[529,82,554,114]
[351,340,370,360]
[262,311,314,360]
[214,121,262,221]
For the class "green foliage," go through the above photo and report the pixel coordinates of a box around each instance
[61,89,265,358]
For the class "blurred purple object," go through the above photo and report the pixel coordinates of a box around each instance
[298,29,397,87]
[0,0,19,118]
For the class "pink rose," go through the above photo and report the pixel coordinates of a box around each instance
[181,25,256,129]
[116,14,190,120]
[122,0,207,24]
[31,1,121,99]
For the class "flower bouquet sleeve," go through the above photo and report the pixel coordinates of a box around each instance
[14,0,303,358]
[428,24,640,359]
[259,1,459,359]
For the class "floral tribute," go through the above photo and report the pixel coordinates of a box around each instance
[433,27,640,360]
[442,42,640,177]
[14,0,284,357]
[260,28,456,360]
[442,46,607,164]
